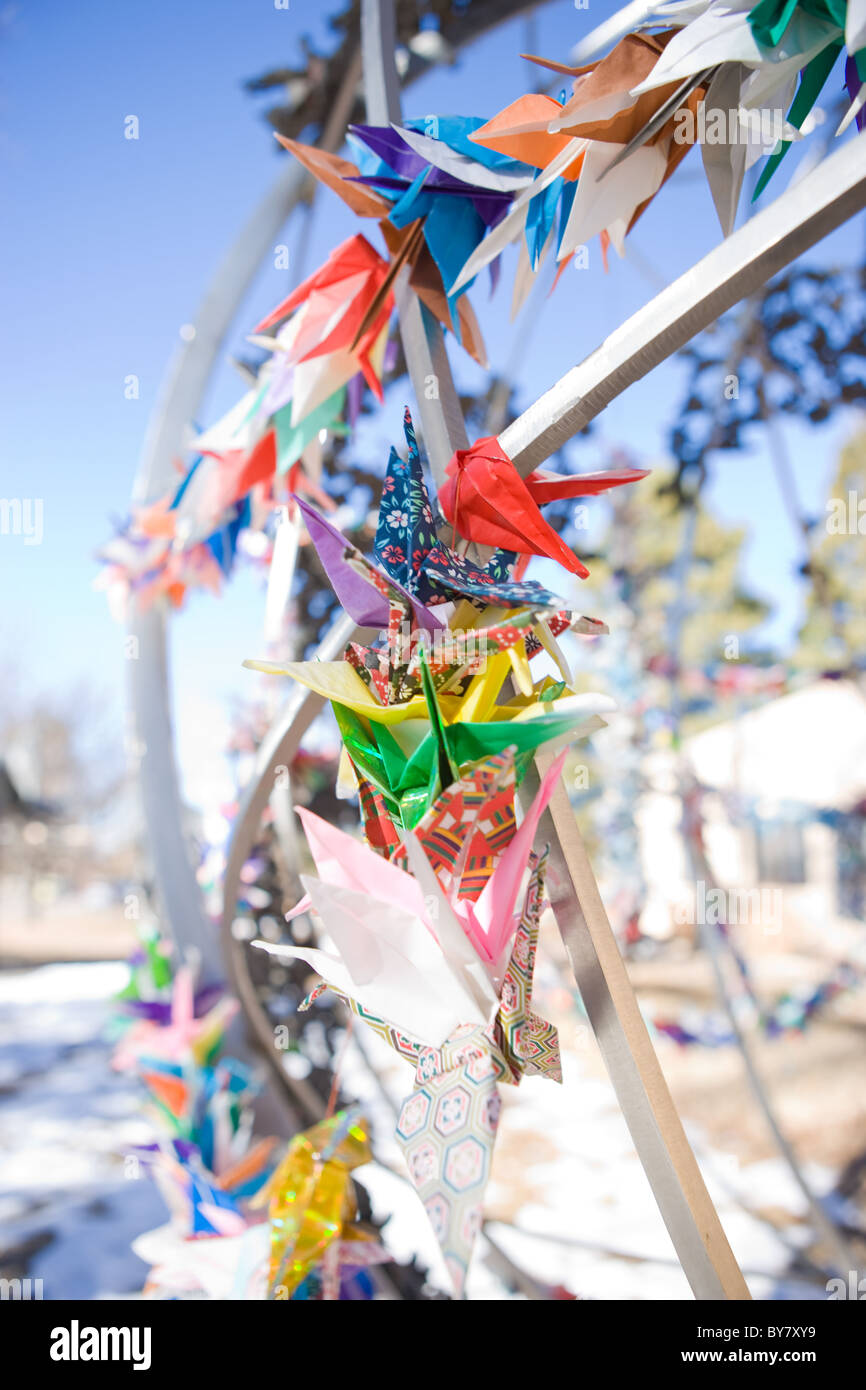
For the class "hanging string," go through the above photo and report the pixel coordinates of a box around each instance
[325,1012,356,1119]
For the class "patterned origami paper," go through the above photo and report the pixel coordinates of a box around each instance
[394,849,559,1295]
[260,748,566,1025]
[267,821,561,1295]
[355,747,520,882]
[291,406,571,628]
[243,413,612,741]
[385,749,518,892]
[344,608,556,707]
[249,1107,387,1300]
[438,434,649,576]
[289,493,444,634]
[254,742,568,1293]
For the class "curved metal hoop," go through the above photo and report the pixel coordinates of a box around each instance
[126,55,363,982]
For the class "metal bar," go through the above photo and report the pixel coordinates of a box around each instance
[361,0,469,478]
[530,754,749,1298]
[500,130,866,474]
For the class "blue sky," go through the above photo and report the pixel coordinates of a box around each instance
[2,0,863,809]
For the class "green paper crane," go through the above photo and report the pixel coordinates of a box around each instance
[335,652,612,828]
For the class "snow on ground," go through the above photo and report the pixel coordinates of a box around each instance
[0,962,167,1299]
[0,961,839,1300]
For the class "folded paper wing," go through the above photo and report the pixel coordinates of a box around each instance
[376,407,567,611]
[258,879,493,1046]
[293,495,444,633]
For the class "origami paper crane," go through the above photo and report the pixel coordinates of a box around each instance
[243,410,611,730]
[246,574,603,718]
[258,765,563,1295]
[132,1136,278,1239]
[283,411,574,628]
[288,493,443,635]
[518,28,710,251]
[249,1107,390,1300]
[442,72,681,299]
[115,925,173,1013]
[629,0,863,199]
[274,121,537,355]
[114,928,223,1028]
[392,848,559,1296]
[112,967,239,1074]
[386,749,518,894]
[445,0,863,277]
[340,602,599,710]
[438,433,649,577]
[253,233,393,411]
[132,1221,268,1300]
[349,746,520,890]
[275,132,489,346]
[97,527,226,615]
[346,120,532,316]
[136,1054,260,1176]
[260,749,564,1025]
[376,407,568,612]
[114,968,258,1174]
[330,654,613,828]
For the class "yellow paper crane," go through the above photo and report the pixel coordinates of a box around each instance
[251,1108,386,1300]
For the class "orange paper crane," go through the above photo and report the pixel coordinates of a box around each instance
[523,31,706,232]
[195,428,278,520]
[439,435,648,578]
[469,30,705,245]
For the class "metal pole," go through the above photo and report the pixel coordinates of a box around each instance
[499,132,866,475]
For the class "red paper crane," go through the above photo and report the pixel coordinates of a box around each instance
[253,233,393,401]
[439,435,648,577]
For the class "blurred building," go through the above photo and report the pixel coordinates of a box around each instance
[638,677,866,953]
